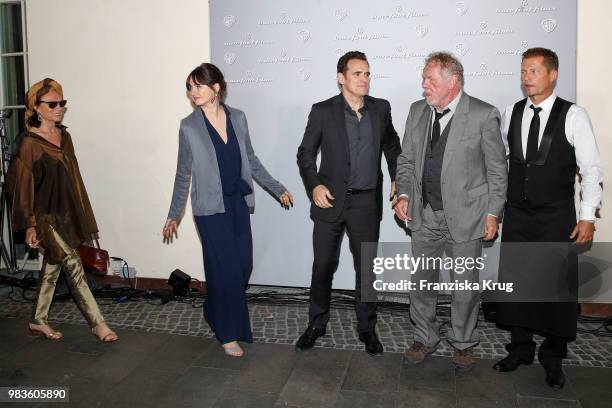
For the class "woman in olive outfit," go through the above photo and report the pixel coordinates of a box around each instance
[10,78,118,342]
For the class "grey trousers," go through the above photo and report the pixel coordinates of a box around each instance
[410,205,482,350]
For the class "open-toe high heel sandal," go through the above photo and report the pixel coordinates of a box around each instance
[91,325,119,343]
[28,324,63,340]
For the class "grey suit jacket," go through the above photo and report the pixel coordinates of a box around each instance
[395,92,507,243]
[167,105,286,219]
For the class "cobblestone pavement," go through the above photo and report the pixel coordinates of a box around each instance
[1,289,610,368]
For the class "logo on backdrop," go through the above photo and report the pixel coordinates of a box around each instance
[496,0,557,14]
[371,46,426,61]
[297,29,311,43]
[336,27,390,41]
[455,21,514,36]
[455,43,470,56]
[258,50,311,64]
[495,41,530,56]
[415,25,428,38]
[223,15,237,28]
[298,68,312,82]
[372,5,428,21]
[226,70,274,85]
[370,73,391,80]
[464,63,513,78]
[541,18,557,33]
[224,52,237,65]
[456,2,469,16]
[334,9,349,22]
[257,12,310,26]
[224,33,274,47]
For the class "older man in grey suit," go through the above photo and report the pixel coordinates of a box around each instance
[394,52,507,370]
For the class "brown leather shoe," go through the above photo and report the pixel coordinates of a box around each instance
[404,341,436,364]
[452,347,476,371]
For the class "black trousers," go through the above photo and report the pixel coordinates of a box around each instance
[508,325,568,366]
[308,190,379,333]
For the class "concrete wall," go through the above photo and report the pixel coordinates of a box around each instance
[27,0,210,280]
[576,0,611,239]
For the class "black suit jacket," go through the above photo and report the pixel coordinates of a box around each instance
[297,94,401,222]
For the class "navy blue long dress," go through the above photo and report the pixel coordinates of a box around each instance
[195,107,253,344]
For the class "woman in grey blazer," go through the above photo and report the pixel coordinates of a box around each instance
[162,63,293,357]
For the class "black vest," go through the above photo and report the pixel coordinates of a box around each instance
[422,116,453,211]
[507,97,576,207]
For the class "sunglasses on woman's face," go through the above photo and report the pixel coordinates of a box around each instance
[39,100,67,109]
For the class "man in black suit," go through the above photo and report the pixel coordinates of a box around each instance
[296,51,401,355]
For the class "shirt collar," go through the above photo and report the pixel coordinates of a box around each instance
[430,90,462,115]
[343,95,368,114]
[528,92,556,114]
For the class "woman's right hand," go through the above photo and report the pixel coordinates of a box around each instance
[162,219,178,244]
[26,227,40,248]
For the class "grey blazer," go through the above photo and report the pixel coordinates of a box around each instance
[395,92,507,243]
[167,105,286,219]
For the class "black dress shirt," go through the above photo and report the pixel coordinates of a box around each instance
[344,99,376,190]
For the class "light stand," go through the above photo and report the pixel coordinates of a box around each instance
[0,109,18,274]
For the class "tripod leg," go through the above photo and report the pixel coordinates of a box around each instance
[1,180,18,272]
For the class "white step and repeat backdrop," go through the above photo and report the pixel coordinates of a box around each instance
[210,0,577,288]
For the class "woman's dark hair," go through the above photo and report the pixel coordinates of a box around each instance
[186,63,227,102]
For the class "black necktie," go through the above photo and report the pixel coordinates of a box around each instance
[526,104,542,163]
[431,108,450,147]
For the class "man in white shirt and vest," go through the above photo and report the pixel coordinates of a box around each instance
[494,47,603,389]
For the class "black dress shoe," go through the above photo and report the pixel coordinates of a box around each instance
[295,326,326,351]
[544,360,565,389]
[358,331,383,355]
[493,353,533,372]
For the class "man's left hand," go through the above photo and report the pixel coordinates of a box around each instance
[483,215,499,241]
[570,220,595,244]
[389,181,397,204]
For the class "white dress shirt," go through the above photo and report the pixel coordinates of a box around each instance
[400,91,499,219]
[501,93,603,221]
[433,90,462,134]
[398,91,463,200]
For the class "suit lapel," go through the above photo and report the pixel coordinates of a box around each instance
[413,104,432,180]
[365,96,382,152]
[332,95,350,158]
[509,99,527,162]
[227,107,246,153]
[441,92,469,177]
[193,109,218,164]
[534,97,563,165]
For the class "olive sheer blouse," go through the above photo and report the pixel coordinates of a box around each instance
[9,126,98,264]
